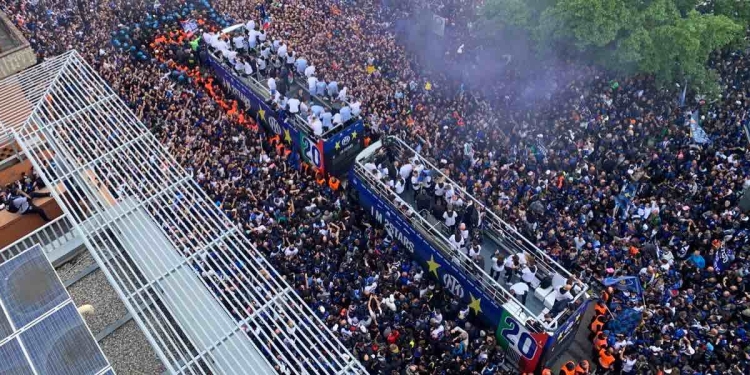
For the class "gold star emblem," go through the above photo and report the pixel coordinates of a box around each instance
[335,141,341,150]
[468,293,482,315]
[258,108,266,121]
[284,129,292,143]
[426,255,441,278]
[351,130,358,139]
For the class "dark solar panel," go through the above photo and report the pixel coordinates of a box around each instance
[0,246,68,328]
[0,338,35,375]
[0,304,12,342]
[0,245,113,375]
[21,303,109,375]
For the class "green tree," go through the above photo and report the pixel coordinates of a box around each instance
[481,0,745,96]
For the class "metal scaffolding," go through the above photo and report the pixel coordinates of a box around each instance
[7,51,365,374]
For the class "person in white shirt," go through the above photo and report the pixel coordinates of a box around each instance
[248,29,259,49]
[448,230,464,253]
[521,259,537,285]
[551,283,575,314]
[510,281,530,305]
[299,101,309,116]
[434,180,446,201]
[350,100,361,117]
[307,76,318,93]
[277,43,288,58]
[245,20,256,31]
[257,58,267,73]
[258,30,267,42]
[504,255,519,284]
[391,178,405,195]
[310,117,323,136]
[410,170,421,192]
[234,58,245,73]
[223,48,237,63]
[443,206,458,231]
[468,243,481,259]
[444,184,455,202]
[233,35,246,51]
[458,222,469,241]
[490,251,504,281]
[286,50,296,66]
[398,162,413,180]
[337,86,347,102]
[287,97,300,114]
[267,77,277,95]
[243,60,254,76]
[304,64,316,78]
[332,112,342,125]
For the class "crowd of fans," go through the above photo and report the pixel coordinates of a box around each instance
[3,0,750,374]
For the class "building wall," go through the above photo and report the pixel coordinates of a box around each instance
[0,11,36,80]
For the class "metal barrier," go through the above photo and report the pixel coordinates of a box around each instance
[0,214,76,264]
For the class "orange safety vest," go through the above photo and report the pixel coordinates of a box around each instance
[364,137,371,147]
[598,349,615,369]
[269,135,280,145]
[329,177,340,191]
[590,316,604,333]
[559,362,576,375]
[316,173,326,185]
[275,142,285,156]
[601,290,611,304]
[594,302,607,316]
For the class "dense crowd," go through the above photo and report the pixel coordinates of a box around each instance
[3,0,750,374]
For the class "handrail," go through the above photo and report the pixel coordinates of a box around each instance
[0,214,72,262]
[206,50,314,139]
[352,162,549,331]
[385,137,585,289]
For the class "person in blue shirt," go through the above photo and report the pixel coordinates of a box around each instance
[294,57,307,75]
[316,80,327,97]
[326,81,338,98]
[689,250,706,269]
[321,111,333,130]
[340,106,352,123]
[310,104,324,119]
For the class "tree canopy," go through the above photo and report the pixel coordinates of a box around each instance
[481,0,747,96]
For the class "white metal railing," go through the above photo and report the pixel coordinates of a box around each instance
[385,137,588,295]
[0,214,75,264]
[12,50,366,375]
[352,161,547,331]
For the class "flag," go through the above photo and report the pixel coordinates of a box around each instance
[535,135,548,157]
[679,82,687,107]
[181,18,198,34]
[603,276,643,298]
[688,110,710,144]
[713,247,735,272]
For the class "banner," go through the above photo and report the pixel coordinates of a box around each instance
[541,299,591,366]
[603,276,643,298]
[431,14,446,36]
[350,172,549,372]
[323,120,365,176]
[181,18,198,34]
[714,247,735,272]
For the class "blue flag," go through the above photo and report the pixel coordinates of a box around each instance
[713,247,735,272]
[688,110,711,144]
[603,276,643,298]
